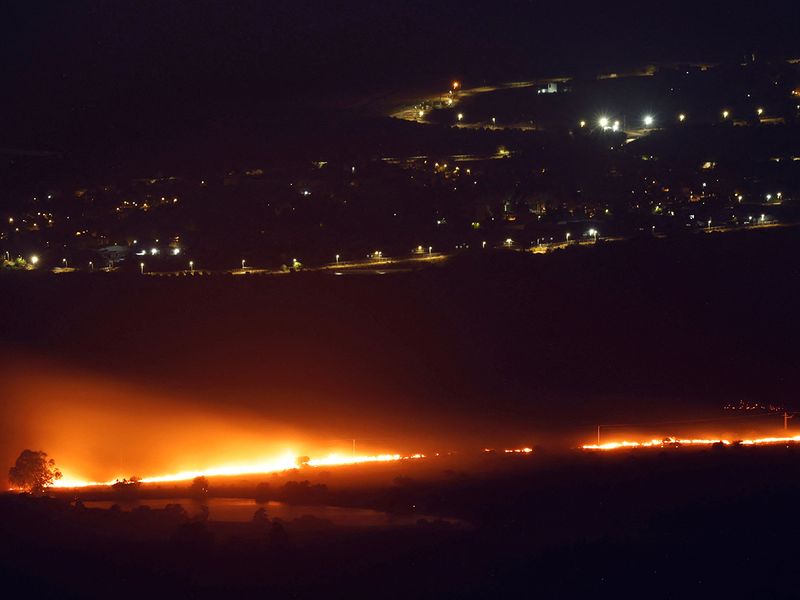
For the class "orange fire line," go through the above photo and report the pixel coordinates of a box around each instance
[582,435,800,451]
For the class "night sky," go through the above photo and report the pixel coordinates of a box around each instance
[3,1,799,154]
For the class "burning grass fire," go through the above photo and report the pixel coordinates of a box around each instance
[582,435,800,451]
[49,451,428,489]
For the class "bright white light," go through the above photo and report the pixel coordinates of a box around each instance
[679,113,686,122]
[29,255,39,265]
[598,116,609,128]
[150,248,159,255]
[172,248,181,256]
[612,120,620,131]
[722,110,730,119]
[756,107,764,116]
[457,113,464,121]
[643,115,654,126]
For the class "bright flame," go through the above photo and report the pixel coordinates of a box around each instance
[48,451,426,489]
[582,435,800,451]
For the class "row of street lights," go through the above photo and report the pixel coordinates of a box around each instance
[583,107,769,130]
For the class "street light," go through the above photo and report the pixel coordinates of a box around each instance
[587,228,598,242]
[335,254,340,265]
[62,258,67,268]
[189,260,194,273]
[30,255,39,265]
[566,232,571,242]
[140,262,145,274]
[598,116,609,128]
[428,246,432,256]
[241,259,246,270]
[457,113,464,121]
[579,120,586,128]
[88,261,93,271]
[722,110,730,119]
[756,107,764,116]
[678,113,686,122]
[643,115,654,127]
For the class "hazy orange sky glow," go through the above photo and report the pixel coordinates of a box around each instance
[0,354,406,488]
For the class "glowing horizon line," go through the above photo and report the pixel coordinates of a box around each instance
[582,435,800,451]
[47,451,427,490]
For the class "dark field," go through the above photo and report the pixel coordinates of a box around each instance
[2,227,798,455]
[2,228,800,597]
[4,446,800,598]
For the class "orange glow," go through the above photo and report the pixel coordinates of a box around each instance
[582,435,800,451]
[482,447,534,454]
[48,451,426,489]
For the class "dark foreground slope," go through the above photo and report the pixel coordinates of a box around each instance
[3,446,800,599]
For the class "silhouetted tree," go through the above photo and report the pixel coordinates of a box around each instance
[8,449,62,494]
[164,503,189,522]
[252,507,270,534]
[171,520,214,547]
[112,476,142,498]
[268,520,289,548]
[282,480,328,504]
[195,505,210,522]
[190,476,210,498]
[255,482,272,502]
